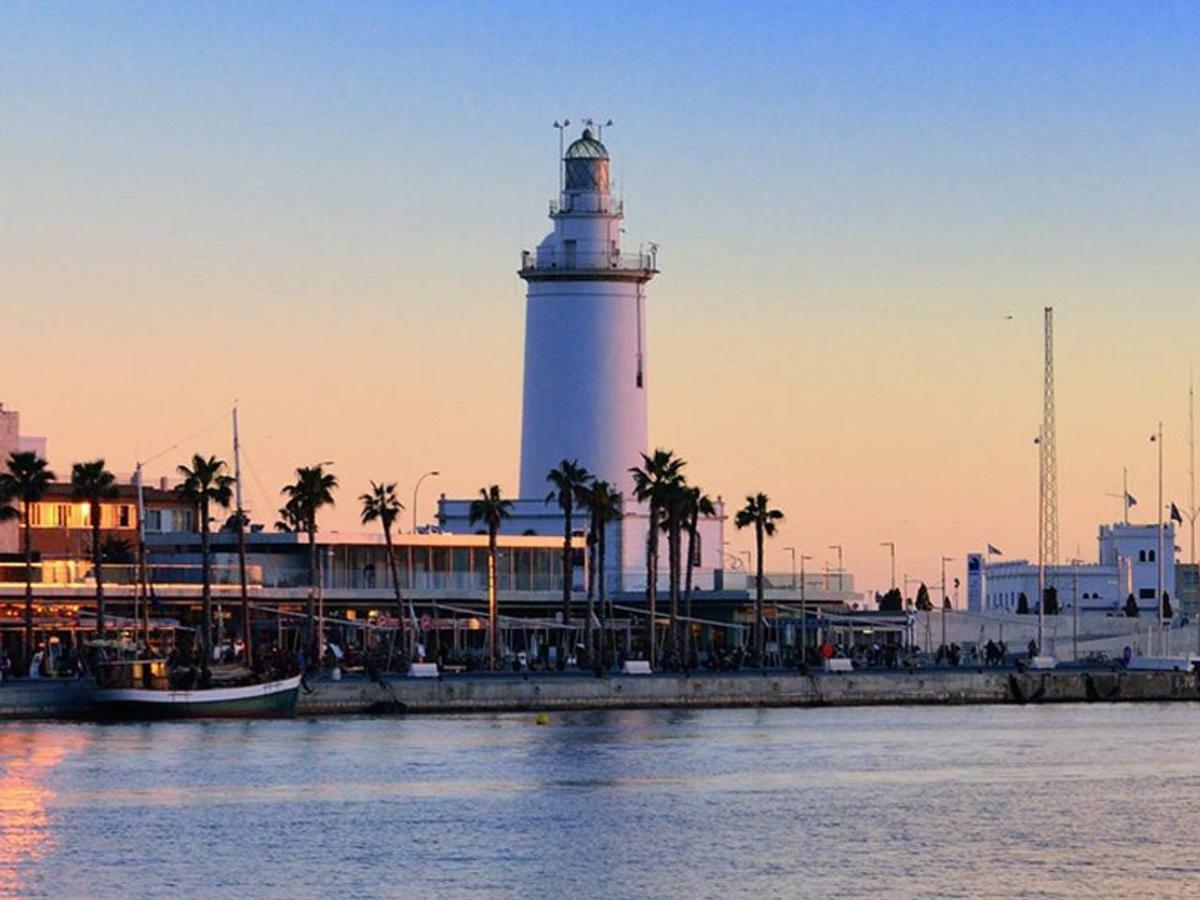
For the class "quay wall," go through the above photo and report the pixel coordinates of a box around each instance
[3,669,1200,720]
[295,668,1200,716]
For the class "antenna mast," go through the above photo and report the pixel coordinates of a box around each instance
[1040,306,1060,591]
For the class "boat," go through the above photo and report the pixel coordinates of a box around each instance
[89,657,301,720]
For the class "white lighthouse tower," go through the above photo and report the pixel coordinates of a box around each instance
[517,125,658,496]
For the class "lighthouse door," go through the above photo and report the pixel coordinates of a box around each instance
[563,239,577,270]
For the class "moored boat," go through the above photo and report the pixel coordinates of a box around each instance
[89,659,301,720]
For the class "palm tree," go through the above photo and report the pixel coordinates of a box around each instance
[274,496,305,533]
[281,465,338,664]
[1,452,56,665]
[683,487,716,662]
[734,492,784,667]
[545,459,591,659]
[360,481,409,658]
[71,460,118,640]
[174,455,234,673]
[583,480,622,669]
[0,481,18,665]
[659,478,692,661]
[469,485,512,671]
[630,449,685,668]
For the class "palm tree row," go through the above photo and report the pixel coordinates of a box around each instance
[629,449,720,669]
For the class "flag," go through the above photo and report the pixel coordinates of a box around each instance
[1126,492,1138,508]
[1170,503,1184,524]
[987,544,1003,556]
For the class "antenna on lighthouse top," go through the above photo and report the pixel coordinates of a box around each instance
[584,118,614,140]
[553,119,571,193]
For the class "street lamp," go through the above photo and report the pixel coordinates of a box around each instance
[799,553,813,664]
[828,545,843,593]
[880,541,896,591]
[783,546,797,589]
[412,470,440,534]
[940,556,954,652]
[1151,423,1165,648]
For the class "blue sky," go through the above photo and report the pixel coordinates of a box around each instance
[4,2,1200,588]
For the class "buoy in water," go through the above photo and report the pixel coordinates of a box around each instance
[535,713,549,726]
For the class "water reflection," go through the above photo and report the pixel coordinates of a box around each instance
[0,729,82,897]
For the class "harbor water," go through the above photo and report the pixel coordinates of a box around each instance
[3,704,1200,898]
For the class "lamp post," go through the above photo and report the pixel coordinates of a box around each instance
[1151,423,1165,651]
[940,556,954,652]
[828,544,843,594]
[880,541,896,591]
[412,470,440,534]
[784,546,797,589]
[800,553,813,664]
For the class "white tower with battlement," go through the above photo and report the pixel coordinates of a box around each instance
[517,126,657,497]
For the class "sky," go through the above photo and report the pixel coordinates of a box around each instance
[3,1,1200,597]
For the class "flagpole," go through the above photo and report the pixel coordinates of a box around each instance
[1123,467,1130,525]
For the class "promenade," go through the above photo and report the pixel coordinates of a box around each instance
[4,665,1199,720]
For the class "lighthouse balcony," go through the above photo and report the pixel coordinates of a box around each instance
[519,248,658,281]
[549,196,624,216]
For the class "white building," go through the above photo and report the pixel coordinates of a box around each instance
[970,523,1177,615]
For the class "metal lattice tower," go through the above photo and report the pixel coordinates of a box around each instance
[1040,307,1060,576]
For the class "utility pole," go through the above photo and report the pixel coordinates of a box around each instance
[783,546,796,589]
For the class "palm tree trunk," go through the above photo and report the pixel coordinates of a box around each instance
[561,502,572,660]
[755,522,765,667]
[92,512,105,640]
[666,516,678,659]
[646,504,658,668]
[22,507,33,667]
[585,521,596,667]
[383,524,407,661]
[488,527,498,671]
[599,522,611,670]
[684,514,698,665]
[200,499,212,675]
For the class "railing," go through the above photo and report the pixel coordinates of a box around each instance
[549,196,624,216]
[0,561,265,588]
[520,248,657,274]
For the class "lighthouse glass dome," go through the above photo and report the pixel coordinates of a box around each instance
[564,128,610,192]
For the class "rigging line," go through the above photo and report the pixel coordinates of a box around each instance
[139,408,231,468]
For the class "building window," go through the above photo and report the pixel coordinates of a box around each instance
[145,509,163,533]
[690,532,702,568]
[1139,588,1155,600]
[118,505,131,528]
[1148,550,1156,562]
[1139,550,1147,562]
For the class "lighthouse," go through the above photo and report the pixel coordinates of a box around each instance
[517,126,657,496]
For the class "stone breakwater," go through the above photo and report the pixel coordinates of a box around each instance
[2,668,1198,720]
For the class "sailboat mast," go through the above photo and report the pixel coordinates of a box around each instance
[134,462,150,648]
[233,403,252,667]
